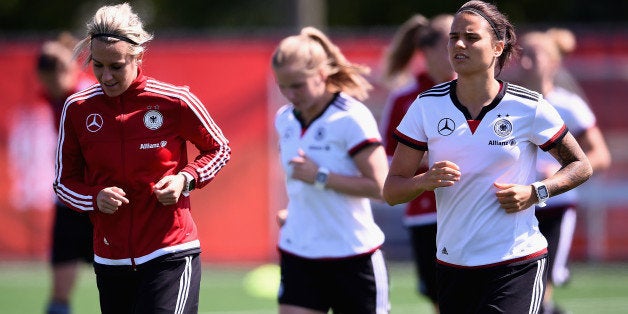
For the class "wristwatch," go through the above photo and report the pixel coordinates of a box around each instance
[181,172,196,194]
[531,181,549,207]
[314,167,330,190]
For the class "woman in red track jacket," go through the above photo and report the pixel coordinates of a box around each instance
[52,4,230,313]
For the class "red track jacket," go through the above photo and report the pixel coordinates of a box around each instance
[53,69,230,266]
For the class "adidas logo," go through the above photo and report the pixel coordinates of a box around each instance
[441,247,448,255]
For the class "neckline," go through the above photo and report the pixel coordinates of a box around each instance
[449,80,506,121]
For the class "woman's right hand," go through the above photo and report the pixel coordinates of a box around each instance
[421,160,461,191]
[97,187,130,214]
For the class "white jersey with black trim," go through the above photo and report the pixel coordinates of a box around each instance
[396,80,566,267]
[537,87,596,208]
[275,92,385,259]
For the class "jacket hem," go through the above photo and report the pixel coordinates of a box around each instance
[94,239,201,266]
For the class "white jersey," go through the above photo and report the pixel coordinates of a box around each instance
[396,80,566,267]
[275,92,385,259]
[537,87,596,208]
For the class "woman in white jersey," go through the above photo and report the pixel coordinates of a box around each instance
[518,28,611,314]
[383,1,593,313]
[272,27,390,314]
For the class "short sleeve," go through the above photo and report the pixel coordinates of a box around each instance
[531,98,568,151]
[345,106,382,155]
[394,99,428,151]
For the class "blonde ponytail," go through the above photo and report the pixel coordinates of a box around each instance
[272,26,372,101]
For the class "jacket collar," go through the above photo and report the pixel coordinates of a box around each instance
[104,66,147,99]
[126,66,147,93]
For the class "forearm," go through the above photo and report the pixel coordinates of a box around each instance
[546,132,594,197]
[383,174,425,205]
[54,177,102,212]
[325,173,384,199]
[181,101,231,189]
[578,127,611,172]
[54,139,98,212]
[545,159,593,197]
[586,148,611,173]
[183,142,231,189]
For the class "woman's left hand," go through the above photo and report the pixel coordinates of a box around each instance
[494,182,536,213]
[153,174,185,206]
[289,149,318,184]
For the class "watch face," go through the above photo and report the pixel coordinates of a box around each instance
[538,185,549,199]
[316,172,328,183]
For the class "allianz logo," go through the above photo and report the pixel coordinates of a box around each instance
[488,139,516,146]
[139,141,167,150]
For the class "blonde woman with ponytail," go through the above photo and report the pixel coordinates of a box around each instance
[272,27,390,314]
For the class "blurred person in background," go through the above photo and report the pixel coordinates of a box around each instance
[378,13,456,313]
[35,32,97,314]
[54,3,230,313]
[517,28,611,314]
[383,1,593,313]
[271,26,390,314]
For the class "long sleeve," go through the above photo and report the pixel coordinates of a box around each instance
[53,99,101,212]
[177,91,231,189]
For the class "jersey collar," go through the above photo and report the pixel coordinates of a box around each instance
[293,92,339,130]
[450,80,507,121]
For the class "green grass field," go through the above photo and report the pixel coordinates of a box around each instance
[1,261,627,313]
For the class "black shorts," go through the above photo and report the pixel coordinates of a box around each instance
[536,206,576,286]
[408,223,438,303]
[50,203,94,264]
[94,253,201,314]
[437,256,547,314]
[278,250,390,313]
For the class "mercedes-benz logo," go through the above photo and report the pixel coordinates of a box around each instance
[86,113,104,133]
[437,118,455,136]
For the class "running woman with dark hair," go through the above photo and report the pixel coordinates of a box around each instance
[383,1,593,313]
